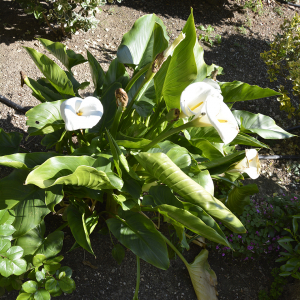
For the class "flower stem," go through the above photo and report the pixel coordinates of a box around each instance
[142,121,193,152]
[110,106,123,138]
[125,63,151,93]
[133,256,141,300]
[160,233,189,268]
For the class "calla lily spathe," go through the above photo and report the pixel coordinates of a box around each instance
[60,96,103,131]
[180,82,239,144]
[228,149,261,179]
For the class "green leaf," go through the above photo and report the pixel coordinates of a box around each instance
[24,47,75,96]
[0,129,23,156]
[103,58,129,92]
[58,277,75,293]
[0,224,15,236]
[34,289,50,300]
[26,100,65,136]
[134,152,245,233]
[45,185,63,212]
[88,82,122,134]
[22,281,38,293]
[32,254,46,267]
[24,77,63,102]
[12,196,50,238]
[117,14,169,66]
[230,132,269,148]
[148,141,192,169]
[189,139,224,161]
[107,210,170,270]
[15,223,45,256]
[187,126,222,143]
[0,169,44,210]
[148,186,230,247]
[34,231,64,259]
[0,239,11,253]
[0,257,27,277]
[0,210,14,225]
[191,170,214,196]
[233,110,295,139]
[25,156,123,190]
[112,244,125,265]
[45,278,61,296]
[154,12,198,111]
[17,293,34,300]
[87,50,105,97]
[38,38,86,71]
[197,151,245,175]
[220,81,281,103]
[6,246,24,260]
[67,204,94,256]
[0,152,59,170]
[227,184,259,215]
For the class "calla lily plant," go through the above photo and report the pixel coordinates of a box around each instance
[0,10,295,300]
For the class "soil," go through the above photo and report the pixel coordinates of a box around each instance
[1,0,300,299]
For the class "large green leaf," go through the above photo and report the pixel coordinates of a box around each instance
[107,210,169,270]
[0,129,23,156]
[233,110,295,139]
[103,58,129,92]
[67,204,94,256]
[147,186,231,247]
[88,82,122,134]
[0,152,58,170]
[24,47,75,96]
[26,100,65,136]
[24,77,63,103]
[25,156,123,190]
[0,169,44,210]
[45,186,63,212]
[226,184,259,215]
[230,132,269,148]
[191,170,214,196]
[38,38,87,71]
[198,151,245,175]
[87,50,106,97]
[11,196,50,238]
[220,81,281,103]
[189,139,224,161]
[134,152,245,233]
[148,141,192,169]
[117,14,169,66]
[187,127,222,143]
[154,12,198,110]
[15,223,45,256]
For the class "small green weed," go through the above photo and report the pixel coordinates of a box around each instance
[274,6,283,16]
[198,24,221,47]
[258,268,288,300]
[239,25,247,34]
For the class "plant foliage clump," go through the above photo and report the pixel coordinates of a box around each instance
[15,0,121,35]
[261,13,300,119]
[0,10,296,300]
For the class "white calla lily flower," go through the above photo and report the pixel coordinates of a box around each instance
[60,96,103,131]
[228,149,261,179]
[180,82,239,144]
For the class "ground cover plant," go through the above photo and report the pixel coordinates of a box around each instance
[0,9,296,300]
[14,0,122,35]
